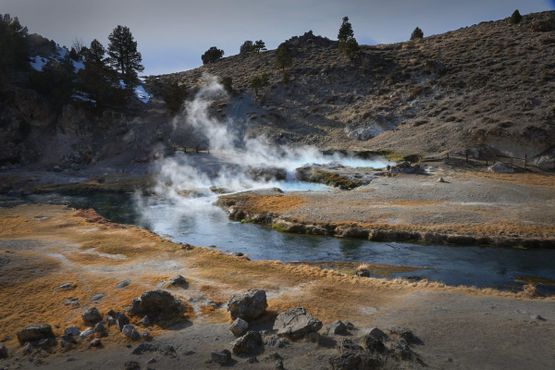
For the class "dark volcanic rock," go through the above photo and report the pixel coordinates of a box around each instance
[232,331,263,356]
[227,289,268,321]
[0,343,8,359]
[273,307,323,339]
[329,320,349,335]
[82,307,102,325]
[17,324,55,345]
[211,349,233,365]
[129,290,185,321]
[229,317,249,337]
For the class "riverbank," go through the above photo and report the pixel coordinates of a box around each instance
[0,204,554,369]
[217,166,555,248]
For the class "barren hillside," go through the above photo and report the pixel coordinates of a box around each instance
[154,11,555,169]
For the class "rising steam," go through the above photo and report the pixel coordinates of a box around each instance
[135,74,389,233]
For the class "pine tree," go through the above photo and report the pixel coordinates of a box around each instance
[337,16,354,44]
[254,40,266,54]
[411,27,424,41]
[79,39,120,109]
[276,43,293,82]
[337,16,359,60]
[107,25,144,85]
[510,9,522,24]
[0,14,28,73]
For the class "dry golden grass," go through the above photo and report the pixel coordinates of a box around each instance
[0,204,552,350]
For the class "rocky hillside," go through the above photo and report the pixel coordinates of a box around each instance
[154,11,555,170]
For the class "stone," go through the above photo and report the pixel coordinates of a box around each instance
[142,330,153,341]
[329,320,349,335]
[94,322,107,337]
[337,338,363,354]
[63,297,80,308]
[227,289,268,321]
[389,327,421,344]
[124,361,141,370]
[122,324,141,341]
[229,317,249,337]
[273,307,323,339]
[89,338,102,348]
[63,326,81,339]
[265,334,288,348]
[115,312,130,330]
[437,177,448,183]
[58,282,76,290]
[140,315,151,326]
[329,351,381,370]
[16,324,55,345]
[129,290,184,320]
[80,328,95,339]
[211,349,232,365]
[165,275,188,288]
[356,269,370,278]
[361,328,387,354]
[91,293,104,302]
[82,307,102,325]
[116,279,131,288]
[132,343,157,355]
[0,343,8,359]
[232,331,263,356]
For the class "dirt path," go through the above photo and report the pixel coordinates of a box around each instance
[0,204,554,369]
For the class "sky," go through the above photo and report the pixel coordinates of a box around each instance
[1,0,553,75]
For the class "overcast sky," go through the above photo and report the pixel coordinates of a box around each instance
[2,0,553,75]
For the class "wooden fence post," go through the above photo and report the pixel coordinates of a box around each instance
[465,150,469,164]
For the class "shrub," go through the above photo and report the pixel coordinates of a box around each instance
[162,81,187,114]
[510,9,522,25]
[201,46,224,64]
[250,73,269,98]
[411,27,424,40]
[221,76,233,93]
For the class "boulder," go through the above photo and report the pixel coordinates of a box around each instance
[16,324,55,345]
[115,312,130,330]
[94,322,108,337]
[227,289,268,321]
[232,331,263,356]
[0,343,8,359]
[63,326,81,339]
[82,307,102,325]
[129,290,184,320]
[273,307,322,339]
[211,349,232,365]
[122,324,141,341]
[361,328,387,354]
[329,320,349,335]
[229,317,249,337]
[164,275,188,289]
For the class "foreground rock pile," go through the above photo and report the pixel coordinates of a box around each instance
[205,289,424,368]
[5,290,187,364]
